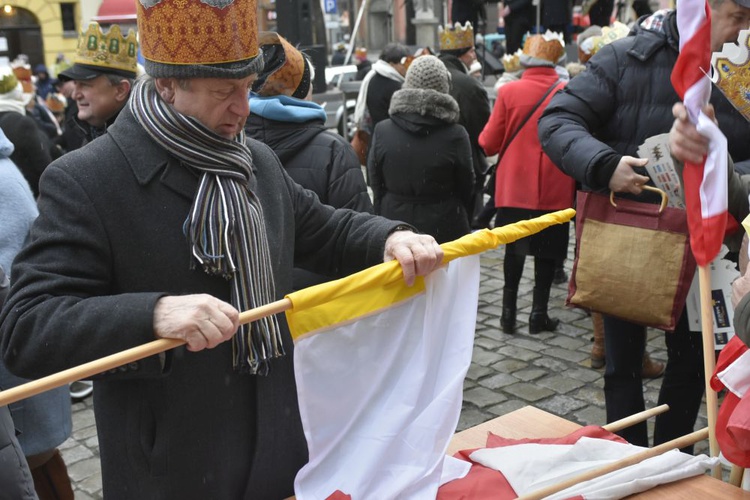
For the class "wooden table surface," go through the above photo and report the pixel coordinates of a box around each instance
[449,406,750,499]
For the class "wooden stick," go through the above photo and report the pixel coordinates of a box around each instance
[730,464,745,488]
[516,427,709,500]
[698,265,721,478]
[602,404,669,433]
[0,298,293,407]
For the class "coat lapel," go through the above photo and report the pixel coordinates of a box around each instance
[109,105,198,201]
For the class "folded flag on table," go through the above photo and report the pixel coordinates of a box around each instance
[287,209,575,500]
[711,335,750,467]
[439,426,718,500]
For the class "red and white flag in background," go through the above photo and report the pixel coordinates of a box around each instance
[671,0,731,266]
[711,335,750,467]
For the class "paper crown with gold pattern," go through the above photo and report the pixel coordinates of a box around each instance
[502,50,523,73]
[590,22,630,56]
[711,29,750,121]
[46,93,67,113]
[439,22,474,52]
[10,61,33,93]
[137,0,263,79]
[521,31,565,66]
[253,32,311,99]
[59,22,137,80]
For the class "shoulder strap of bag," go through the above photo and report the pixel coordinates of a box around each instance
[497,79,562,158]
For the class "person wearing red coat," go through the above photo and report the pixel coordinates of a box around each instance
[479,33,575,335]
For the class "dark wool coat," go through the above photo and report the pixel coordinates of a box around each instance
[539,9,750,193]
[365,73,403,128]
[439,53,491,191]
[246,113,373,288]
[368,87,474,244]
[0,106,399,500]
[0,111,52,197]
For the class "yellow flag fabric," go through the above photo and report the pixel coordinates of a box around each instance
[285,208,575,338]
[288,209,574,499]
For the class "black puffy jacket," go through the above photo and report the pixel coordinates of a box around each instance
[246,113,373,288]
[539,9,750,192]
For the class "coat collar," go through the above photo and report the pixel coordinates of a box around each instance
[108,105,198,201]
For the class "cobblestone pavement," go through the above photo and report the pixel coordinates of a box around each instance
[60,244,708,499]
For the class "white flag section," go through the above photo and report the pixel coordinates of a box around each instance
[471,437,718,499]
[292,255,479,499]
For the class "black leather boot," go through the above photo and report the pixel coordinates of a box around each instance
[528,286,559,334]
[500,287,517,334]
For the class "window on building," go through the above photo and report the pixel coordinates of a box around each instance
[60,3,75,35]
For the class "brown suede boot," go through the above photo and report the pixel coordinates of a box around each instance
[642,352,666,379]
[590,312,605,369]
[30,449,74,500]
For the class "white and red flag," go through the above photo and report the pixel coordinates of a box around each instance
[671,0,731,266]
[286,211,575,499]
[711,335,750,467]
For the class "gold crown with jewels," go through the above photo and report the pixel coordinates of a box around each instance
[439,22,474,52]
[711,29,750,121]
[74,22,138,77]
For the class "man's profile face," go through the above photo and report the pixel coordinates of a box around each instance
[710,0,750,51]
[73,75,130,128]
[459,47,477,68]
[158,75,257,139]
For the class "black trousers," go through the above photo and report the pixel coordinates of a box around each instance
[603,311,704,452]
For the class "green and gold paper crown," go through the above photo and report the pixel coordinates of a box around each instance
[74,22,138,77]
[711,29,750,121]
[439,22,474,52]
[0,69,18,95]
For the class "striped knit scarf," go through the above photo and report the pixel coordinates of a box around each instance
[129,78,283,375]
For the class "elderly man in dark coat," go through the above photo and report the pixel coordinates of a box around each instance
[0,0,443,499]
[438,22,491,223]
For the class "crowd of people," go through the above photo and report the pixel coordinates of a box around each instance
[2,0,750,497]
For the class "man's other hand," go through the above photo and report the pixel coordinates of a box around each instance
[384,230,444,286]
[608,156,650,194]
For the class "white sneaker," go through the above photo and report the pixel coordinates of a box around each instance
[69,380,93,400]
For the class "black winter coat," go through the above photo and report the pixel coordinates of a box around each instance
[365,73,403,128]
[368,87,475,243]
[0,105,398,500]
[0,111,52,197]
[246,113,374,288]
[539,10,750,192]
[439,54,491,192]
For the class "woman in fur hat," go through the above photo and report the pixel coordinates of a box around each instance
[368,55,475,244]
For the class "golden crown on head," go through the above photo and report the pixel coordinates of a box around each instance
[502,50,523,73]
[711,29,750,121]
[439,22,474,52]
[75,22,138,77]
[10,60,33,93]
[522,30,565,64]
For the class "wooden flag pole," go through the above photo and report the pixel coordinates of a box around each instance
[516,427,709,500]
[0,298,293,407]
[698,265,721,478]
[730,464,745,488]
[602,404,669,434]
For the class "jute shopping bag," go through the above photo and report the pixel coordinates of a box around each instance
[567,186,696,331]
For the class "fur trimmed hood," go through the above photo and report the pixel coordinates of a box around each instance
[388,87,460,124]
